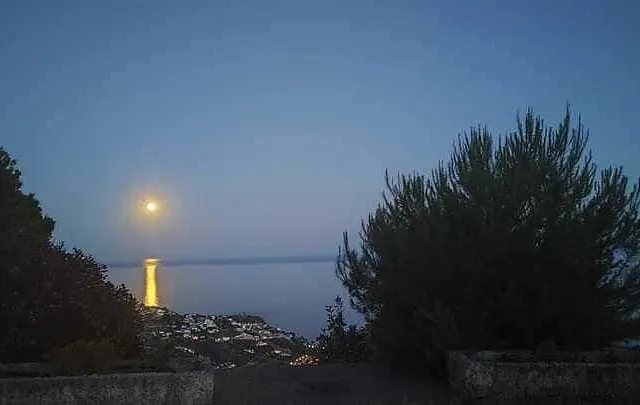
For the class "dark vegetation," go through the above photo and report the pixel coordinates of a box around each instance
[312,297,369,363]
[0,147,142,364]
[48,339,119,375]
[317,108,640,376]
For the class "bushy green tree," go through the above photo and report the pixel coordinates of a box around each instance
[0,147,142,362]
[314,296,369,363]
[337,109,640,374]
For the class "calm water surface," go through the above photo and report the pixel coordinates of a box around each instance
[107,260,361,339]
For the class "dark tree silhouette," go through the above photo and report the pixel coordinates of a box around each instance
[0,147,141,362]
[314,296,369,363]
[336,108,640,375]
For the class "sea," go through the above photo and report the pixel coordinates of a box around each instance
[107,257,362,340]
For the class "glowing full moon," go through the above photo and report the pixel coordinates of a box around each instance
[145,201,158,213]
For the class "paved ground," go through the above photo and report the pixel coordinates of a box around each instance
[213,362,452,405]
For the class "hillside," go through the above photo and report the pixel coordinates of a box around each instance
[141,307,309,370]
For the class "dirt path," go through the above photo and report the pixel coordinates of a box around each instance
[213,362,452,405]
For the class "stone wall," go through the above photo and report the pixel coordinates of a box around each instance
[447,350,640,401]
[0,371,214,405]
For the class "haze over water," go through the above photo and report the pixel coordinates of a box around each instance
[108,257,361,339]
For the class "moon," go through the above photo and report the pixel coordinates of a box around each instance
[145,201,158,213]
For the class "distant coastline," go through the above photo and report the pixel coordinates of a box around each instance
[107,254,335,269]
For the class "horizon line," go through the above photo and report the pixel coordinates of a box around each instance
[106,254,336,269]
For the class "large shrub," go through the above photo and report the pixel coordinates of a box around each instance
[49,339,118,375]
[337,109,640,375]
[314,296,369,363]
[0,147,142,362]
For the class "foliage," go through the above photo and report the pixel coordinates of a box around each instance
[336,108,640,375]
[49,339,118,375]
[141,337,176,372]
[314,296,369,363]
[0,146,142,362]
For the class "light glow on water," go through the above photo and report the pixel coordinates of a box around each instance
[144,258,160,307]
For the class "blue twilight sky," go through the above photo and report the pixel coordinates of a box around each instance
[1,0,639,263]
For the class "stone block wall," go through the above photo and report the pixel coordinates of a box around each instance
[447,350,640,401]
[0,371,214,405]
